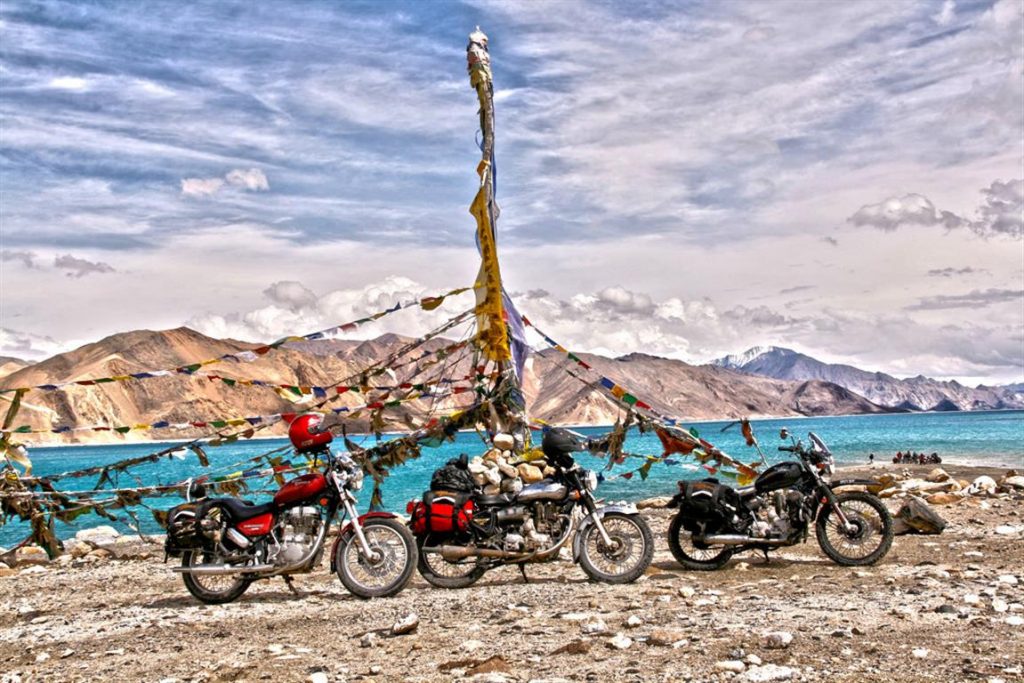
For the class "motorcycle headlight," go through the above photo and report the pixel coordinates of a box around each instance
[585,469,598,492]
[348,467,364,491]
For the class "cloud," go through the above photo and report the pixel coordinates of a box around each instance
[226,168,270,192]
[906,288,1023,311]
[926,266,985,278]
[848,179,1023,238]
[848,194,966,232]
[53,254,115,278]
[1,250,40,269]
[47,76,89,91]
[181,168,269,198]
[821,236,839,247]
[263,281,318,311]
[933,0,956,26]
[0,328,64,360]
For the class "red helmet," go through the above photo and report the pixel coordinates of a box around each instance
[288,413,332,453]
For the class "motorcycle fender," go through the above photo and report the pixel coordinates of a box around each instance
[572,503,640,561]
[329,512,399,573]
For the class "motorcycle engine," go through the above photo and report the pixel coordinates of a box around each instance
[501,503,567,552]
[749,491,806,539]
[272,506,321,565]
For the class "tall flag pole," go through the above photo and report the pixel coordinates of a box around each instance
[466,28,530,444]
[467,28,511,367]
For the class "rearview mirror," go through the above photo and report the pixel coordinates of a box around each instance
[779,428,789,440]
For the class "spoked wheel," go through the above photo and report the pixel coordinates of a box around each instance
[335,518,417,599]
[816,491,894,566]
[180,550,252,604]
[578,512,654,584]
[416,534,486,589]
[667,514,734,570]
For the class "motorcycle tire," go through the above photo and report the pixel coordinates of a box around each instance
[416,534,486,589]
[181,549,252,604]
[816,491,894,566]
[578,512,654,584]
[667,514,734,571]
[335,517,417,599]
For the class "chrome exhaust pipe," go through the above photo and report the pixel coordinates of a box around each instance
[699,535,790,546]
[172,563,274,575]
[427,545,531,561]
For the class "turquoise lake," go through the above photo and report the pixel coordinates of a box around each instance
[4,410,1022,546]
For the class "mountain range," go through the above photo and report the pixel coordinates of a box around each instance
[712,346,1023,412]
[0,327,906,445]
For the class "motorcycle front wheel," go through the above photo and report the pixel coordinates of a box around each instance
[578,512,654,584]
[181,549,252,604]
[416,534,486,589]
[815,491,894,566]
[667,514,734,571]
[335,517,417,599]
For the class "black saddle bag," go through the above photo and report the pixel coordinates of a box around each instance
[670,478,745,533]
[163,502,203,558]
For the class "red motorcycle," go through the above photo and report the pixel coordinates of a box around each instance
[164,414,416,603]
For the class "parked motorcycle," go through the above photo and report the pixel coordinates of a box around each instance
[164,414,416,603]
[666,427,893,570]
[409,428,654,587]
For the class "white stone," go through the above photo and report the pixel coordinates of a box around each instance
[716,660,746,673]
[461,639,485,652]
[678,585,696,598]
[580,618,608,635]
[625,615,643,628]
[359,632,378,648]
[745,654,762,666]
[35,653,50,663]
[995,525,1020,536]
[74,526,121,546]
[308,674,328,683]
[912,648,929,659]
[391,612,419,635]
[266,644,286,655]
[992,599,1009,613]
[607,633,632,650]
[763,631,793,649]
[1006,616,1024,627]
[998,574,1019,585]
[965,594,981,605]
[740,664,796,682]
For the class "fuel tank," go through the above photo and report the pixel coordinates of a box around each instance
[274,472,327,506]
[754,462,804,494]
[517,480,568,503]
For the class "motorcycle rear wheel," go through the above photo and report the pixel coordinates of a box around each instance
[416,534,486,589]
[667,514,734,571]
[181,550,252,604]
[816,491,893,566]
[335,517,417,599]
[578,512,654,584]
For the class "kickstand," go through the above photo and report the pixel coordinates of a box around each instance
[761,548,771,564]
[282,574,302,597]
[518,563,529,584]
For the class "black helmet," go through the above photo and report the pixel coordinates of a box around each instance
[542,428,584,463]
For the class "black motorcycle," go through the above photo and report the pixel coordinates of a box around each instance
[409,428,655,587]
[666,428,893,570]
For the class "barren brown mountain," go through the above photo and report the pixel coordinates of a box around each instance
[0,327,890,444]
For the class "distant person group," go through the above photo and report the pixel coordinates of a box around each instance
[891,450,941,464]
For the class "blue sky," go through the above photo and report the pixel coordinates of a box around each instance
[1,0,1021,384]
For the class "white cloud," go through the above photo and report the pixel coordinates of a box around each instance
[226,168,270,192]
[933,0,956,26]
[47,76,89,91]
[53,254,115,278]
[181,168,270,198]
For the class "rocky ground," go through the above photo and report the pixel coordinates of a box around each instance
[1,464,1022,683]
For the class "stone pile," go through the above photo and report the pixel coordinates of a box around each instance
[0,525,159,570]
[467,432,552,497]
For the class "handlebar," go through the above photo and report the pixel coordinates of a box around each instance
[778,445,797,453]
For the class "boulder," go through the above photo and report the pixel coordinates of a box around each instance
[966,476,997,496]
[65,539,92,558]
[492,433,515,450]
[636,496,672,509]
[925,492,963,506]
[517,463,544,484]
[896,496,947,535]
[75,525,121,547]
[14,545,50,566]
[1000,476,1024,490]
[391,612,419,635]
[647,628,687,647]
[926,468,951,483]
[763,631,793,649]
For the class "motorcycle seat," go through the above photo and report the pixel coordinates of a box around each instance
[736,486,757,498]
[475,493,513,506]
[210,498,277,520]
